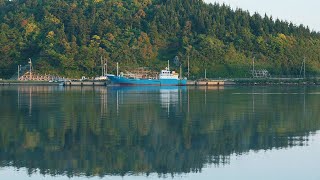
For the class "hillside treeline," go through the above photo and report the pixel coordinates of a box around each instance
[1,0,320,79]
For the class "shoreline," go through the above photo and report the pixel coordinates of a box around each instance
[232,78,320,86]
[1,78,320,86]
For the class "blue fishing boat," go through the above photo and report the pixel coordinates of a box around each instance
[107,62,187,86]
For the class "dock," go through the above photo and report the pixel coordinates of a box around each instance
[0,81,107,86]
[187,80,235,86]
[3,78,317,86]
[62,80,233,86]
[63,81,107,86]
[1,81,61,86]
[63,80,232,86]
[1,80,234,86]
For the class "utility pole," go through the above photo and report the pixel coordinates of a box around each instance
[28,58,32,80]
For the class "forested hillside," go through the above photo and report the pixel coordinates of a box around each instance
[1,0,320,79]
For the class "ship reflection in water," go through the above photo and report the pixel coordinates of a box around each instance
[159,87,179,110]
[109,86,185,113]
[0,86,320,179]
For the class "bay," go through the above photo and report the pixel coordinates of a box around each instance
[0,85,319,180]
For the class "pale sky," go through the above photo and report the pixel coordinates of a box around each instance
[203,0,320,32]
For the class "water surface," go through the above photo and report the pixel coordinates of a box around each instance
[0,85,319,179]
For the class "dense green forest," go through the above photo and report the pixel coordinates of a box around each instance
[0,86,318,176]
[1,0,320,79]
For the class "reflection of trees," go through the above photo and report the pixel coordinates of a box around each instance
[0,86,319,177]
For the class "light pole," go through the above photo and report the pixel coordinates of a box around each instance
[187,54,190,78]
[105,58,107,75]
[103,57,107,76]
[252,57,255,78]
[17,65,21,80]
[205,69,207,79]
[303,56,306,79]
[101,56,103,76]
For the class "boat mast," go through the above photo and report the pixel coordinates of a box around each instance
[168,60,170,71]
[116,62,119,76]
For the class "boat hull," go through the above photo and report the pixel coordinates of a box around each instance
[107,75,187,86]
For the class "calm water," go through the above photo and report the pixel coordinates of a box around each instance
[0,85,319,180]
